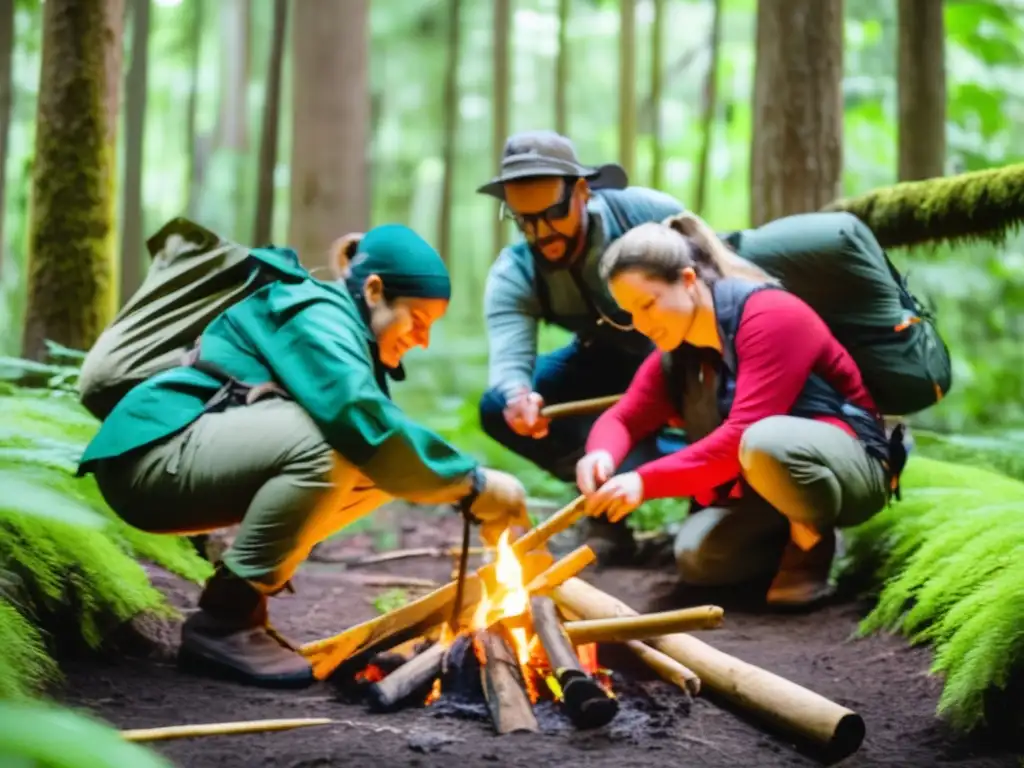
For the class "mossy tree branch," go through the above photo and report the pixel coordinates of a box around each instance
[823,162,1024,250]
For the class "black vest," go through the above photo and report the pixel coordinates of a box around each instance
[661,278,891,465]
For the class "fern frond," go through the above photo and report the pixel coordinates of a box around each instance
[0,599,58,700]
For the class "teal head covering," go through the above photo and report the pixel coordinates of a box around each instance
[344,223,451,301]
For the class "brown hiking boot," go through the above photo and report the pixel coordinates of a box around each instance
[766,527,837,609]
[178,565,314,688]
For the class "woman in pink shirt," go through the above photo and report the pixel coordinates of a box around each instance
[576,213,896,607]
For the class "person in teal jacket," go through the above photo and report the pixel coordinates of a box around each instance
[78,224,529,688]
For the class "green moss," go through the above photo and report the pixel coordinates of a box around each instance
[823,162,1024,250]
[840,456,1024,732]
[21,0,120,361]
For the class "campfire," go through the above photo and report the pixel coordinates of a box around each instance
[301,500,723,734]
[300,498,868,761]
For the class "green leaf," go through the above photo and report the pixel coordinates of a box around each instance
[0,470,107,529]
[0,701,174,768]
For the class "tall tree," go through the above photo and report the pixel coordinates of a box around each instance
[438,0,461,263]
[288,0,369,270]
[749,0,843,227]
[693,0,722,213]
[554,0,569,136]
[119,0,150,304]
[184,0,204,217]
[491,0,510,257]
[0,0,13,281]
[897,0,946,181]
[648,0,663,190]
[618,0,636,181]
[22,0,125,360]
[252,0,287,245]
[217,0,250,152]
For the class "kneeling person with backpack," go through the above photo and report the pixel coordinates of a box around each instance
[575,211,944,608]
[77,223,529,687]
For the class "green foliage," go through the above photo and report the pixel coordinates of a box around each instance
[840,456,1024,732]
[0,358,212,702]
[372,588,410,615]
[824,162,1024,250]
[0,700,173,768]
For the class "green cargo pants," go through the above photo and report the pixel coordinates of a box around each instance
[672,415,888,585]
[92,398,391,592]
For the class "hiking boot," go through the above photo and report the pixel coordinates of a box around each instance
[766,527,837,609]
[579,516,638,567]
[178,565,314,688]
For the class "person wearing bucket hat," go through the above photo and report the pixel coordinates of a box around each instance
[476,130,689,565]
[78,223,530,688]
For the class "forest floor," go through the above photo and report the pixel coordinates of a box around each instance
[57,504,1021,768]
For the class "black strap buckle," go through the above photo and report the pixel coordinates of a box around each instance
[886,423,909,502]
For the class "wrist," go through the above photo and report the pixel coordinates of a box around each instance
[457,467,486,521]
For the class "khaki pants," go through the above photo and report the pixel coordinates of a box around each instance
[673,415,888,586]
[93,399,391,592]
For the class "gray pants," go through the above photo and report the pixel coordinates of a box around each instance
[673,415,888,586]
[93,399,391,592]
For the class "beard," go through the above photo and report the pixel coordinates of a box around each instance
[530,226,588,271]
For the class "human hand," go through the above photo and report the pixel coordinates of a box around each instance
[576,450,616,495]
[583,472,644,523]
[470,468,530,545]
[502,390,550,439]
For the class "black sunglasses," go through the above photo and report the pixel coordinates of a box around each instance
[498,179,577,231]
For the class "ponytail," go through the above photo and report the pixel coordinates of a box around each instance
[328,232,364,281]
[662,213,779,285]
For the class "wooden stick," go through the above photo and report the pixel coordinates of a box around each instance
[366,642,446,712]
[524,544,596,593]
[326,546,491,567]
[301,498,587,677]
[121,718,333,742]
[540,394,623,420]
[552,578,866,761]
[626,640,701,696]
[476,629,539,734]
[351,574,439,589]
[564,606,724,644]
[530,596,618,729]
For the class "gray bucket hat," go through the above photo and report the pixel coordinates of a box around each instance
[477,130,629,200]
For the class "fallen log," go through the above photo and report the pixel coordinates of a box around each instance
[564,605,724,644]
[530,596,618,729]
[365,641,447,713]
[476,628,539,734]
[552,578,866,762]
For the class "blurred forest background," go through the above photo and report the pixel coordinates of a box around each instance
[1,0,1022,500]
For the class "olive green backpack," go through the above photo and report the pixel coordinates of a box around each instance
[78,217,307,420]
[721,212,952,416]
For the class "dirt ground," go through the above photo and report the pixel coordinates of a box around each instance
[57,505,1021,768]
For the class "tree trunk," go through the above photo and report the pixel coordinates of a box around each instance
[491,0,510,257]
[119,0,150,305]
[0,0,14,281]
[438,0,461,264]
[554,0,568,136]
[217,0,250,152]
[617,0,636,181]
[692,0,722,214]
[288,0,369,271]
[22,0,125,360]
[897,0,946,182]
[184,0,204,218]
[749,0,843,227]
[648,0,663,190]
[252,0,287,245]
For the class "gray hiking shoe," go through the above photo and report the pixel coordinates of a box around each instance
[178,566,314,688]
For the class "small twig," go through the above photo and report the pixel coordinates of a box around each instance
[317,546,491,567]
[121,718,333,742]
[351,573,440,589]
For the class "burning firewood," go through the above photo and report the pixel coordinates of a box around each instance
[530,595,619,730]
[301,496,590,678]
[365,641,447,713]
[475,627,540,734]
[552,577,866,761]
